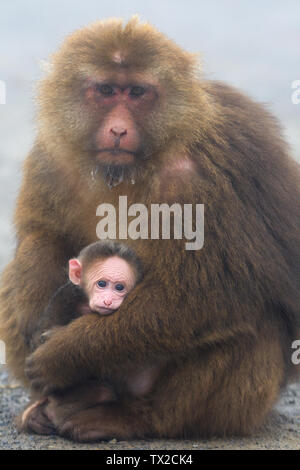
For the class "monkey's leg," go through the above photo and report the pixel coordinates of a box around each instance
[150,331,285,438]
[0,232,72,384]
[51,331,285,441]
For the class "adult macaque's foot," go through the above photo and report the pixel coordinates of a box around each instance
[18,399,56,435]
[58,405,136,442]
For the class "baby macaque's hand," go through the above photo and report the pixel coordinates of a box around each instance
[40,327,62,344]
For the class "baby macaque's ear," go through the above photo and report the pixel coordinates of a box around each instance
[68,259,83,285]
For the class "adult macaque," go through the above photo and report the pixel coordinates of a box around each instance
[0,17,299,441]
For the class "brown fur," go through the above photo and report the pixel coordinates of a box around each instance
[0,17,299,440]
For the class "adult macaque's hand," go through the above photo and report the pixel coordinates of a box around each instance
[25,327,81,394]
[25,346,65,395]
[25,314,102,394]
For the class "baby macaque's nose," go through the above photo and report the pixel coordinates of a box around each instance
[104,298,112,306]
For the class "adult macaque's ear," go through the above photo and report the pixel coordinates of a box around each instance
[68,259,82,285]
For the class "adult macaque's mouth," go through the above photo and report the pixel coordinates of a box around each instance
[96,150,135,165]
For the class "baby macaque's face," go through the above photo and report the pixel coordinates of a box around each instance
[69,256,136,315]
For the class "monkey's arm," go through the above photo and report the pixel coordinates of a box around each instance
[30,283,88,351]
[25,271,255,394]
[0,143,90,383]
[0,230,74,384]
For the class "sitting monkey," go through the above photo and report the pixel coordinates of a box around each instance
[21,241,160,435]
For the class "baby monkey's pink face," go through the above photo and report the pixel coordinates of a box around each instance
[69,256,136,315]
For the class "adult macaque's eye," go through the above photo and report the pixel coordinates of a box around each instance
[95,84,115,96]
[115,283,125,291]
[129,86,146,98]
[97,280,107,288]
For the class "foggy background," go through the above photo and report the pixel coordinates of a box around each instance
[0,0,299,271]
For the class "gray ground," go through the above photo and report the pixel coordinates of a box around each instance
[0,367,299,450]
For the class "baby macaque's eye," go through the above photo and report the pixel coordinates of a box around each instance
[115,283,125,291]
[97,280,106,288]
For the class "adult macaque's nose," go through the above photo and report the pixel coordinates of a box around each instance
[110,127,127,139]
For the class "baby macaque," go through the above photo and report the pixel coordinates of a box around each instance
[30,240,142,349]
[21,241,160,436]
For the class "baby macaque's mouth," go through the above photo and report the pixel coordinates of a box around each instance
[93,307,116,316]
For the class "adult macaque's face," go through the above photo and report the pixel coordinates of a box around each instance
[84,79,159,168]
[69,256,136,315]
